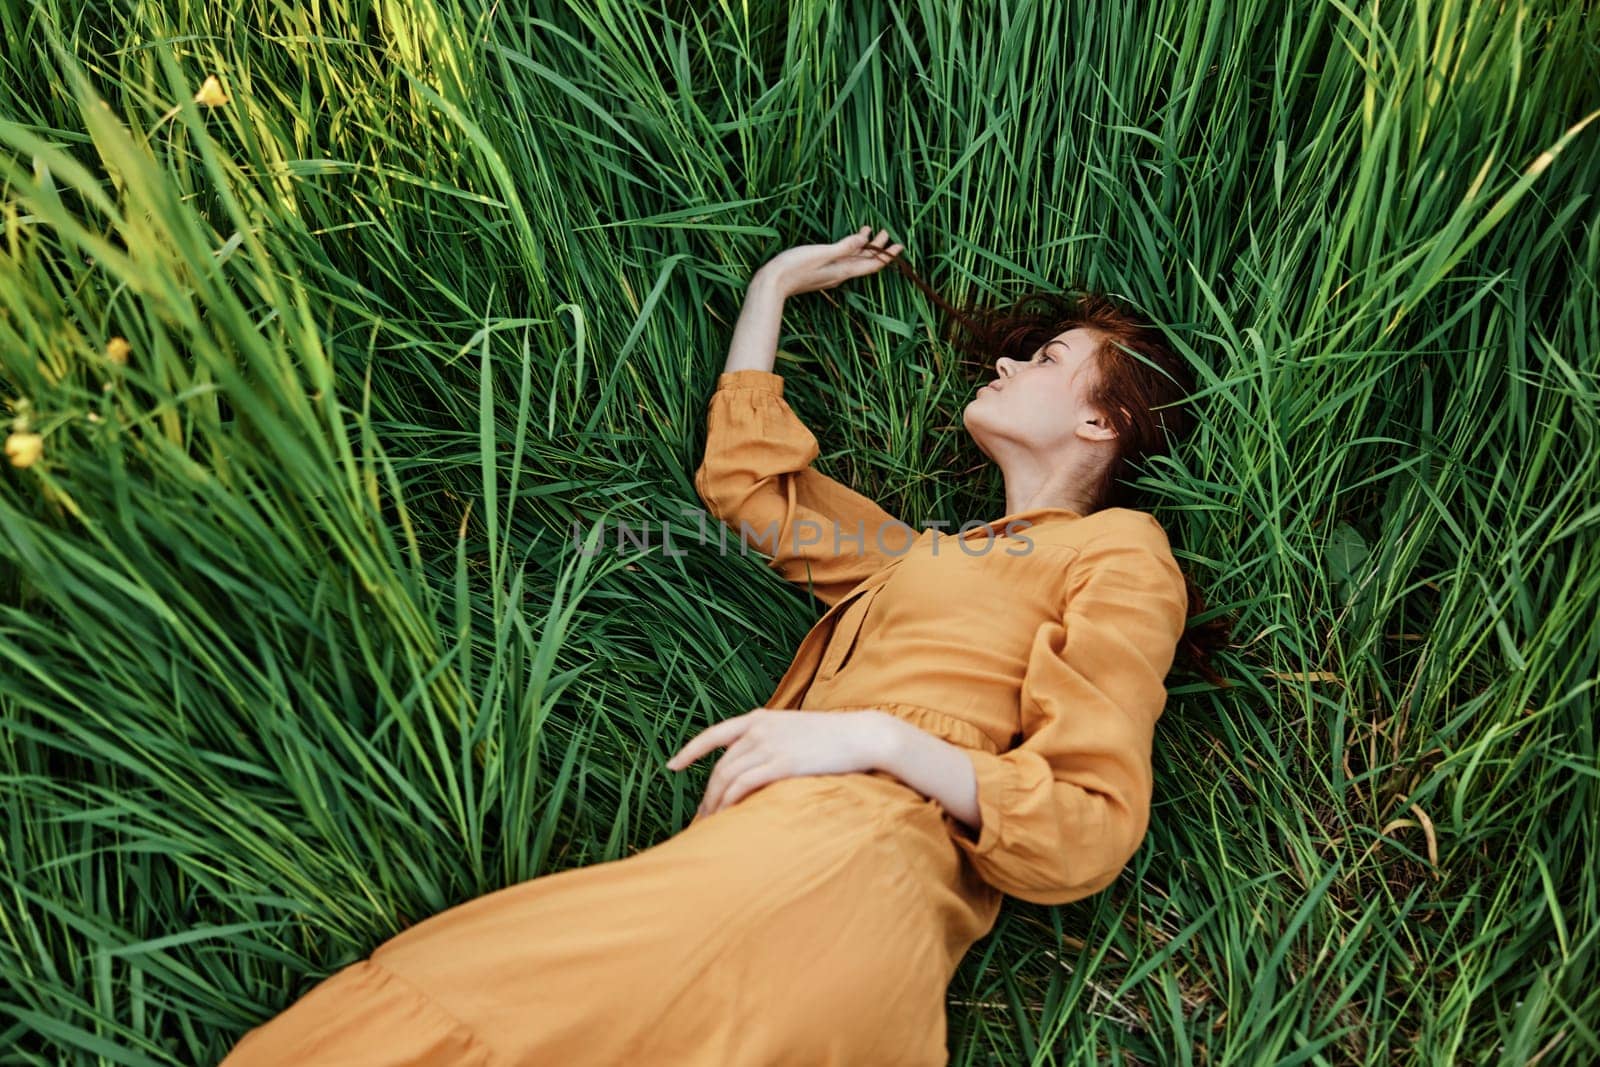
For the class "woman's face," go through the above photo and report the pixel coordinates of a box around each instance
[961,326,1112,459]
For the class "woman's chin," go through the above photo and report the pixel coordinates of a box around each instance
[959,411,993,452]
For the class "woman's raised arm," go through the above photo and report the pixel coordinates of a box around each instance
[694,228,907,607]
[720,226,903,375]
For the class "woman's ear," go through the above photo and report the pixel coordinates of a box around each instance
[1078,413,1119,442]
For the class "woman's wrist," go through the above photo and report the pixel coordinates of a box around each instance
[860,710,912,770]
[748,265,791,300]
[864,710,982,832]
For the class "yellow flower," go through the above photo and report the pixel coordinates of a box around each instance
[106,336,131,365]
[193,75,229,108]
[5,432,43,469]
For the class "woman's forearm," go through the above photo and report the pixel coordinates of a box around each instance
[869,712,982,833]
[721,268,790,375]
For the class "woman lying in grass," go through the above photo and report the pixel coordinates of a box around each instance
[224,227,1227,1065]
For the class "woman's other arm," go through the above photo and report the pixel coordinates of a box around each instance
[872,513,1189,906]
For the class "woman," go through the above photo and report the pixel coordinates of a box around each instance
[222,227,1224,1065]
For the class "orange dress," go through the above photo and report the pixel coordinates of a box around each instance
[220,369,1189,1066]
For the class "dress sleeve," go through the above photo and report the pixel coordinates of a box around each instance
[692,369,908,607]
[942,513,1190,905]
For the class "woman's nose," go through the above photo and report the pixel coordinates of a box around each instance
[994,356,1016,377]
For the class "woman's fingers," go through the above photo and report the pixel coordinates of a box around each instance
[666,709,758,771]
[767,227,902,293]
[699,749,762,817]
[854,241,903,273]
[841,225,896,250]
[714,764,777,812]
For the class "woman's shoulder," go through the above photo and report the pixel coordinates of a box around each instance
[1051,508,1177,569]
[1013,506,1171,553]
[1094,506,1172,541]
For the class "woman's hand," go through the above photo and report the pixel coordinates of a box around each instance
[666,708,894,819]
[758,226,904,297]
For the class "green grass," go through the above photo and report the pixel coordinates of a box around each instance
[1,0,1597,1063]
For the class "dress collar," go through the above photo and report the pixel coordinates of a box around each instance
[942,505,1082,542]
[982,505,1084,529]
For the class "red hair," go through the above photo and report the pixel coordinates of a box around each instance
[888,259,1233,687]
